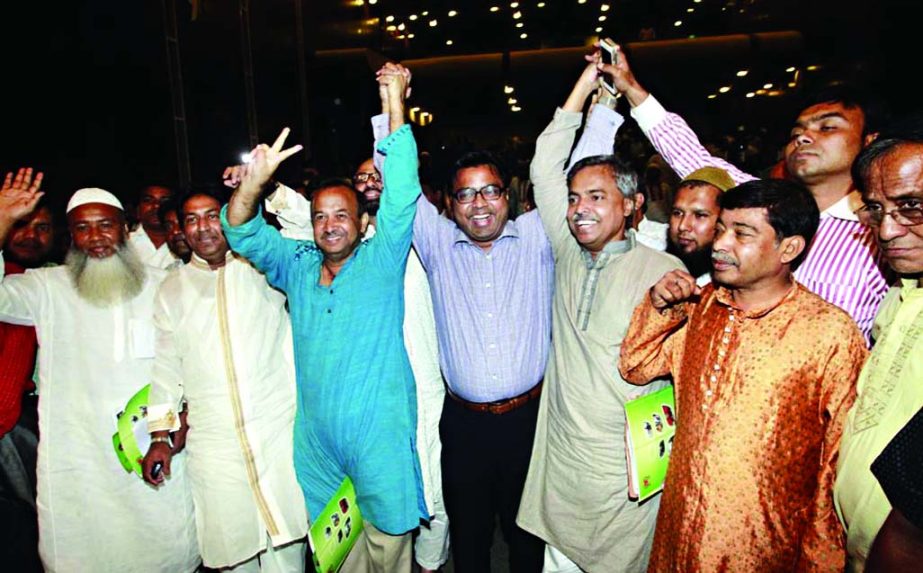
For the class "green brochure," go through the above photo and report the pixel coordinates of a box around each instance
[625,384,677,502]
[309,477,364,573]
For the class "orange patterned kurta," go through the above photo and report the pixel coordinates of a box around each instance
[619,282,868,572]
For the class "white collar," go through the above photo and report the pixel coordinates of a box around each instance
[821,191,863,222]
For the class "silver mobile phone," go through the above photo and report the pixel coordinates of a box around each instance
[599,40,619,94]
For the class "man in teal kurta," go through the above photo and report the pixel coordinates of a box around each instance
[221,69,425,570]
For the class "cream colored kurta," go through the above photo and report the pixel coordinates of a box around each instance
[147,254,307,568]
[517,108,683,572]
[0,253,199,573]
[836,278,923,571]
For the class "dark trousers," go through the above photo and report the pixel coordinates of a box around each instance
[440,393,544,573]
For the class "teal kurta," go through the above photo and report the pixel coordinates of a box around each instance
[222,124,426,534]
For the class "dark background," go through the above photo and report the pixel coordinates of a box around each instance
[1,0,918,208]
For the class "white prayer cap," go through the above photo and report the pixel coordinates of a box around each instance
[66,188,125,214]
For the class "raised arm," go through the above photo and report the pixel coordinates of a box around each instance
[0,168,45,325]
[531,58,600,249]
[221,128,303,287]
[371,64,421,261]
[599,43,756,184]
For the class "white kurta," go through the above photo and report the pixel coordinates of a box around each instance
[0,253,199,573]
[129,228,180,270]
[147,254,307,568]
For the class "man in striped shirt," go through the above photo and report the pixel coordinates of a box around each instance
[598,44,889,342]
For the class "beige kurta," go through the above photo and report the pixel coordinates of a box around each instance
[129,228,181,270]
[0,253,199,573]
[147,253,307,568]
[517,108,683,572]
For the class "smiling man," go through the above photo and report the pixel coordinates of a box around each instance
[620,178,867,572]
[835,125,923,571]
[516,60,682,573]
[143,190,307,572]
[0,175,198,572]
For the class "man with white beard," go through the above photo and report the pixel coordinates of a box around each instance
[0,171,199,572]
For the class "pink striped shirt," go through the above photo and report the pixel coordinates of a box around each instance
[631,95,889,342]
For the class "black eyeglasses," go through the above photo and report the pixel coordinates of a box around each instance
[453,184,505,204]
[856,204,923,227]
[353,171,381,183]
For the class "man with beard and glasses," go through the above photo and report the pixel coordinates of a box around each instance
[600,43,889,344]
[620,179,867,572]
[0,176,199,573]
[0,168,56,572]
[223,66,426,572]
[517,57,682,573]
[129,184,183,270]
[142,190,307,572]
[157,197,191,268]
[666,167,735,283]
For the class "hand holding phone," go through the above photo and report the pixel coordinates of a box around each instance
[598,39,619,94]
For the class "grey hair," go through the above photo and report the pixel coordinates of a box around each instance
[566,154,639,198]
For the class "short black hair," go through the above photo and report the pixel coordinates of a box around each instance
[798,83,886,138]
[852,114,923,194]
[309,177,368,217]
[720,179,819,269]
[178,187,229,221]
[567,154,639,198]
[157,196,181,225]
[450,151,507,190]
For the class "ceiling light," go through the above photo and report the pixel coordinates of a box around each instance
[601,4,610,11]
[786,66,796,72]
[763,83,773,89]
[386,24,396,31]
[520,32,528,38]
[511,105,522,112]
[788,82,797,87]
[504,85,515,93]
[687,8,694,12]
[516,22,524,28]
[707,94,717,99]
[368,0,377,4]
[508,97,518,104]
[409,14,418,21]
[595,26,603,32]
[490,6,500,12]
[448,10,458,17]
[422,11,429,16]
[398,34,405,39]
[756,89,767,95]
[736,70,748,77]
[746,92,755,98]
[674,20,682,26]
[578,0,587,4]
[599,15,607,21]
[429,19,438,27]
[511,2,519,7]
[385,15,394,22]
[446,39,454,45]
[806,65,820,71]
[513,10,522,18]
[398,23,405,30]
[719,86,731,93]
[407,33,415,38]
[538,2,546,6]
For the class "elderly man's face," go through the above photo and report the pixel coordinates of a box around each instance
[567,164,636,256]
[711,207,803,288]
[861,143,923,276]
[68,203,127,259]
[5,206,54,267]
[137,186,173,232]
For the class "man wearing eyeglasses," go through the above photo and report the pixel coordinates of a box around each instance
[353,158,383,213]
[835,124,923,572]
[411,147,553,572]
